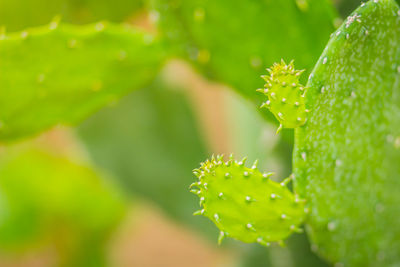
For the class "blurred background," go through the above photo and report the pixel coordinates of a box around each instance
[0,0,372,266]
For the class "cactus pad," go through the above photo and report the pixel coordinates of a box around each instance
[191,155,306,246]
[294,0,400,266]
[258,60,308,132]
[0,22,165,141]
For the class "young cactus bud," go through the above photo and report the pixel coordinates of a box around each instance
[191,155,306,246]
[258,60,308,132]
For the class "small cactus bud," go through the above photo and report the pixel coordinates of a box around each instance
[258,60,308,131]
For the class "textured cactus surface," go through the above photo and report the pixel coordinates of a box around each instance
[258,60,308,132]
[0,22,165,141]
[293,0,400,266]
[150,0,336,117]
[192,155,305,246]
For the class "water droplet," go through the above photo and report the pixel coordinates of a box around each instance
[149,10,160,23]
[327,221,337,231]
[118,50,127,60]
[323,57,328,64]
[295,0,309,12]
[49,21,58,30]
[346,13,361,28]
[250,56,262,68]
[37,74,45,83]
[68,39,77,48]
[21,31,28,39]
[95,22,105,31]
[395,137,400,149]
[193,7,205,22]
[246,223,254,230]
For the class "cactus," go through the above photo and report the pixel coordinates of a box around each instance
[191,155,305,246]
[293,0,400,266]
[0,20,165,141]
[191,0,400,266]
[258,60,308,133]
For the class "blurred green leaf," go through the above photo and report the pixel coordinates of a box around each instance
[77,79,215,235]
[0,143,126,267]
[150,0,337,119]
[0,0,144,31]
[0,23,165,141]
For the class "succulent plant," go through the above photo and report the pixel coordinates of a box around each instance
[191,0,400,266]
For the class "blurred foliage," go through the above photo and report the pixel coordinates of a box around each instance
[335,0,362,17]
[0,0,143,31]
[0,23,165,141]
[336,0,400,17]
[0,142,126,267]
[77,79,216,234]
[150,0,337,121]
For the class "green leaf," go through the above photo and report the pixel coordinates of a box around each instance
[0,22,165,141]
[0,0,144,31]
[0,143,126,266]
[150,0,337,119]
[294,0,400,266]
[192,155,306,246]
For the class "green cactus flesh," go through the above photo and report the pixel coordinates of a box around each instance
[293,0,400,266]
[0,22,165,141]
[258,60,308,132]
[191,155,306,246]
